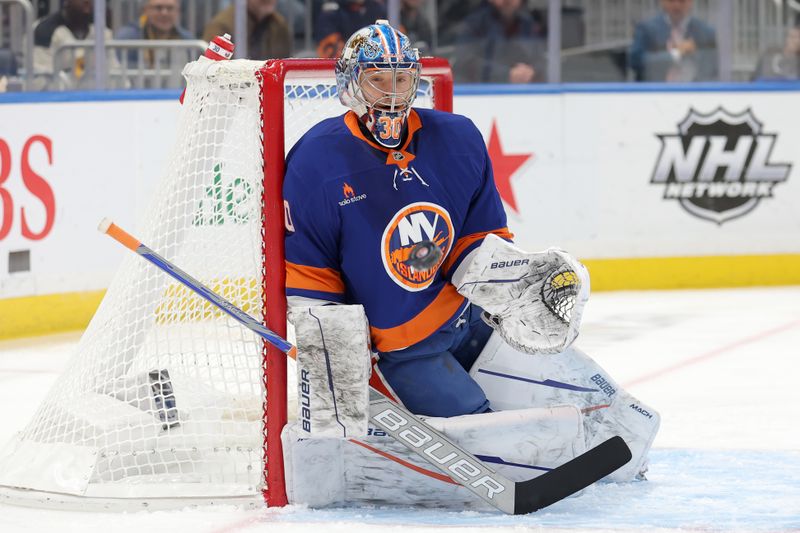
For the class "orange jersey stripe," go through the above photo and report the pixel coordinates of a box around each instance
[370,283,465,352]
[286,261,345,295]
[369,356,400,403]
[442,228,514,275]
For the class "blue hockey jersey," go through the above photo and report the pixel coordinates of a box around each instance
[283,108,512,353]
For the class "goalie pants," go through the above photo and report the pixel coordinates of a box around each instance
[375,303,493,417]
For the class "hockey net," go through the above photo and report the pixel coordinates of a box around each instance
[0,58,453,510]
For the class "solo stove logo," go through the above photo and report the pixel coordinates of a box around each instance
[650,107,791,224]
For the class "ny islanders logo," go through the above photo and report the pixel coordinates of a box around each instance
[381,202,453,291]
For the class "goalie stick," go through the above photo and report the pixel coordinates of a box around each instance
[99,217,632,515]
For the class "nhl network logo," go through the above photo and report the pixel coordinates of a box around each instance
[651,107,791,224]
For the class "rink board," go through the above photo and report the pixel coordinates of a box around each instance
[1,84,800,338]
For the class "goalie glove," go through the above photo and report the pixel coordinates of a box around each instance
[452,234,589,355]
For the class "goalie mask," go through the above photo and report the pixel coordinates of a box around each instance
[336,20,421,149]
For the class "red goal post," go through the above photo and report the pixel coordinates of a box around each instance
[259,58,453,507]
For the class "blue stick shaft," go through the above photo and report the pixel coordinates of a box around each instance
[134,243,295,355]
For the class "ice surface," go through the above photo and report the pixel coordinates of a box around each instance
[1,287,798,532]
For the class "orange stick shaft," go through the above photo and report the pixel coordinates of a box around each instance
[104,221,141,251]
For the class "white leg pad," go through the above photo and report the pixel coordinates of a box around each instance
[281,423,346,507]
[425,406,587,482]
[281,405,586,509]
[470,332,660,482]
[292,305,371,439]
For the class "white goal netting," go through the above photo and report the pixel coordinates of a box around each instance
[0,58,439,510]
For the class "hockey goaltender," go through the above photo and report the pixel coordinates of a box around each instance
[279,21,660,511]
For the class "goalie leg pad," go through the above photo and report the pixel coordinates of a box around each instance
[452,233,590,355]
[281,423,345,507]
[470,332,660,481]
[282,405,586,509]
[292,304,372,438]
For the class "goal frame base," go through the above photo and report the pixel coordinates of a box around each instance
[0,485,262,512]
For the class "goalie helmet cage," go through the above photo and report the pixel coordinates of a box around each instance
[0,57,453,511]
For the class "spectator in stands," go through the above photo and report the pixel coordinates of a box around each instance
[33,0,125,89]
[436,0,483,47]
[203,0,291,60]
[453,0,546,84]
[206,0,306,40]
[117,0,192,41]
[115,0,193,66]
[752,24,800,81]
[400,0,433,54]
[315,0,386,59]
[629,0,717,82]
